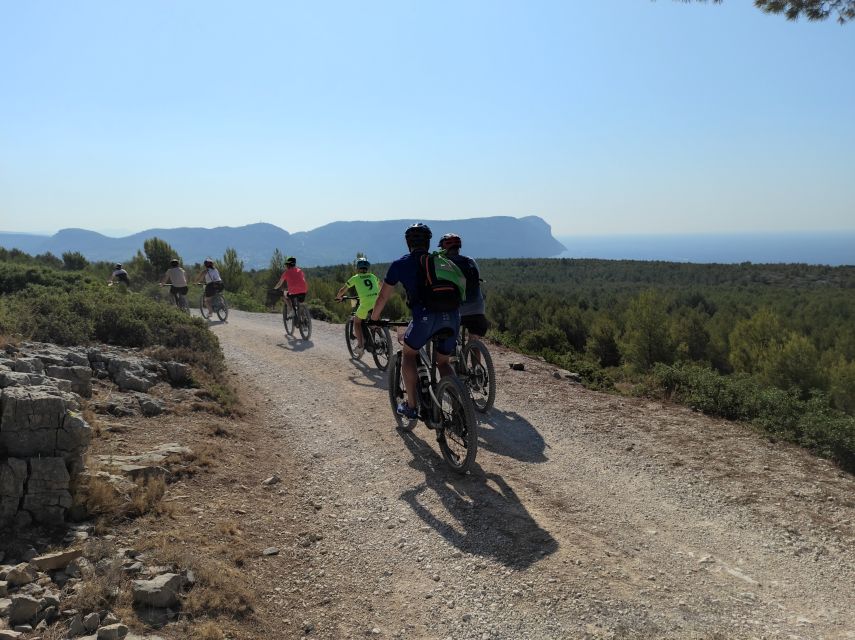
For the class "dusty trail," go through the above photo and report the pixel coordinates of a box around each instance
[210,309,855,639]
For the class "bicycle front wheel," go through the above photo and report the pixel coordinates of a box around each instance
[461,340,496,413]
[388,352,416,432]
[216,295,229,322]
[199,294,210,320]
[345,317,361,359]
[370,326,392,371]
[283,302,295,335]
[436,376,478,473]
[298,304,312,340]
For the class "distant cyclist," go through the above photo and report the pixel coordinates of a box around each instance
[437,233,490,343]
[273,256,308,320]
[195,258,224,318]
[108,263,130,286]
[335,257,380,358]
[370,223,460,419]
[160,258,189,308]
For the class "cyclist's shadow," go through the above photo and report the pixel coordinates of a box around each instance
[345,359,387,389]
[478,409,548,464]
[276,337,314,352]
[398,432,558,569]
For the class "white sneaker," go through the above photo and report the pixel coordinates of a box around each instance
[354,346,364,358]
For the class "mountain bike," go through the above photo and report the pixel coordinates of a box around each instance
[453,326,496,413]
[198,283,228,321]
[160,284,190,314]
[369,320,478,474]
[283,294,312,340]
[339,297,392,370]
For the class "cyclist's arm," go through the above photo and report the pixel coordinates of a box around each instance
[369,282,395,321]
[335,284,349,300]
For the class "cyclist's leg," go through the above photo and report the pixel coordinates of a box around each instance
[354,299,373,349]
[461,314,489,363]
[400,343,420,413]
[204,283,216,314]
[434,311,461,378]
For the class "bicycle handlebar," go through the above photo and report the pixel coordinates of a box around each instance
[363,319,409,327]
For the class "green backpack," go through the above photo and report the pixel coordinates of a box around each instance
[417,250,466,312]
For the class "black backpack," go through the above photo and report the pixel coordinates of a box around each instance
[416,251,466,312]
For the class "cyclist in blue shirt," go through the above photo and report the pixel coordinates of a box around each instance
[370,223,460,419]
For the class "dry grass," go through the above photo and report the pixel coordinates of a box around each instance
[82,403,101,436]
[69,557,124,612]
[192,621,226,640]
[139,531,256,619]
[72,470,173,521]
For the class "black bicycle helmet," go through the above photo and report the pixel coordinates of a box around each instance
[438,233,462,250]
[405,223,432,248]
[170,258,179,267]
[356,258,370,269]
[114,263,122,269]
[285,256,297,266]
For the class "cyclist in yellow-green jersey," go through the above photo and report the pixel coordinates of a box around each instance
[335,258,380,357]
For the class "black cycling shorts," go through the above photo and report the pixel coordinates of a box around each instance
[461,314,490,337]
[287,293,307,303]
[170,286,189,296]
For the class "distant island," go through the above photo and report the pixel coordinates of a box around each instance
[0,216,566,268]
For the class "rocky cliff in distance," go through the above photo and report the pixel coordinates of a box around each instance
[0,216,565,268]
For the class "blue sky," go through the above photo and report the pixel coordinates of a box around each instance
[1,1,853,237]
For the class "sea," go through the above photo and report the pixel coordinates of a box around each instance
[554,232,855,266]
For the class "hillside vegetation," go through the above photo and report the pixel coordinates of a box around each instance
[2,242,854,470]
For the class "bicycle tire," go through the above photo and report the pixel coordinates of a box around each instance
[435,376,478,473]
[215,295,229,322]
[199,294,210,320]
[461,339,496,413]
[283,301,295,335]
[370,326,392,371]
[388,352,416,432]
[345,317,361,359]
[298,304,312,340]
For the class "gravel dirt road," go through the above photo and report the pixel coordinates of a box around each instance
[201,309,855,640]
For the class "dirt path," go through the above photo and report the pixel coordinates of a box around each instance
[201,309,855,640]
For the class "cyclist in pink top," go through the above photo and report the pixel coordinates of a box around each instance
[273,256,308,320]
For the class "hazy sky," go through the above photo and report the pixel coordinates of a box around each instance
[1,1,853,237]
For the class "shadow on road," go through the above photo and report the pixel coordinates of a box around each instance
[399,432,558,569]
[276,338,314,352]
[478,409,548,464]
[345,359,388,389]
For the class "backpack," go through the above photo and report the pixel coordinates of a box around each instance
[417,250,466,312]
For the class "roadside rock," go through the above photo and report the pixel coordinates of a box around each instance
[132,573,184,608]
[30,549,82,572]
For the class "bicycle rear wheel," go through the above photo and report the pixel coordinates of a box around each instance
[199,295,210,320]
[345,317,361,359]
[215,295,229,322]
[283,301,295,335]
[298,304,312,340]
[370,326,392,371]
[461,340,496,413]
[388,352,416,432]
[435,376,478,473]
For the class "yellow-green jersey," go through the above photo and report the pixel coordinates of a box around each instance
[346,272,380,301]
[347,272,380,320]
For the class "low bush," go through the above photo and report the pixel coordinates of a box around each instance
[653,362,855,471]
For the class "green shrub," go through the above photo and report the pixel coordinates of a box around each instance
[653,362,855,471]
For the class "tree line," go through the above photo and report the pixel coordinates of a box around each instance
[2,241,854,469]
